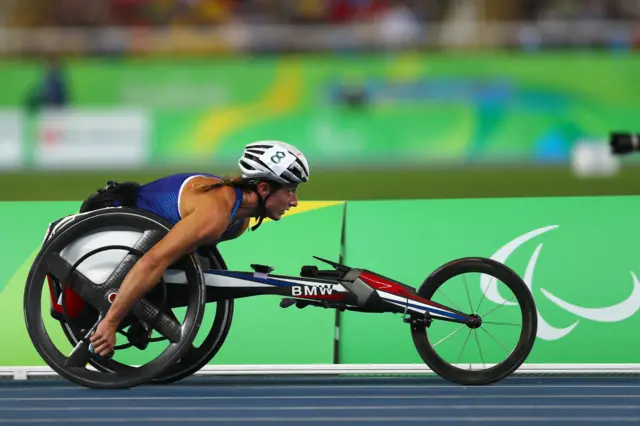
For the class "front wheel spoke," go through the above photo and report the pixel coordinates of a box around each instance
[474,330,485,369]
[475,275,494,314]
[480,295,517,318]
[435,288,463,314]
[463,275,474,313]
[456,330,472,365]
[482,321,521,327]
[432,325,466,348]
[480,326,512,354]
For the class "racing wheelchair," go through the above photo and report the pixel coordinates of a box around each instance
[23,185,538,389]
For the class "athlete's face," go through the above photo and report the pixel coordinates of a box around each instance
[261,183,299,220]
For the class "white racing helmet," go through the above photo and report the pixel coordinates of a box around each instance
[238,140,310,185]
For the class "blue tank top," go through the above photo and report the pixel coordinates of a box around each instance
[135,173,244,241]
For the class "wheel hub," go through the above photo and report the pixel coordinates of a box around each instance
[466,314,482,329]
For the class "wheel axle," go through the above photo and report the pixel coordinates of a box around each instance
[466,314,483,329]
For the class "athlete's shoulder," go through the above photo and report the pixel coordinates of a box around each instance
[179,176,238,218]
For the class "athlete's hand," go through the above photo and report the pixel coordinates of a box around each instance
[90,320,117,357]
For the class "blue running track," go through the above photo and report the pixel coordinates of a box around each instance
[0,376,638,425]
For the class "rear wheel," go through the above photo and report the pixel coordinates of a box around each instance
[24,208,206,389]
[152,247,234,384]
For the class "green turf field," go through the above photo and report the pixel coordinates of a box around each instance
[1,164,638,202]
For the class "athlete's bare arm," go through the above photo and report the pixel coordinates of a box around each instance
[102,183,238,328]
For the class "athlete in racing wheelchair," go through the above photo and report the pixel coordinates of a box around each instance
[25,139,538,389]
[81,141,310,358]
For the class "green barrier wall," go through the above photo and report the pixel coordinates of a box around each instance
[4,52,640,165]
[2,196,640,371]
[340,196,640,365]
[0,201,344,367]
[209,202,343,365]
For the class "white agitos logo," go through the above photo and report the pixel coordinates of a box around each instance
[483,225,640,340]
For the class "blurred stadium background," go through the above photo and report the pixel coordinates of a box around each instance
[1,0,640,201]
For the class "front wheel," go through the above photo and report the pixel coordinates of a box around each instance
[411,257,537,386]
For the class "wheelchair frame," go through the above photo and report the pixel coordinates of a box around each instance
[24,207,538,389]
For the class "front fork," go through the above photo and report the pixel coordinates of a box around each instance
[357,284,476,328]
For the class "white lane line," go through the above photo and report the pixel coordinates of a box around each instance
[2,416,640,423]
[0,404,638,411]
[2,383,640,391]
[2,394,640,402]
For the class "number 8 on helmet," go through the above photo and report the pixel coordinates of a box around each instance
[238,141,310,185]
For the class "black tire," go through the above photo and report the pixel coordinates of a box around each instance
[23,207,206,389]
[411,257,537,386]
[49,211,235,385]
[151,246,234,384]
